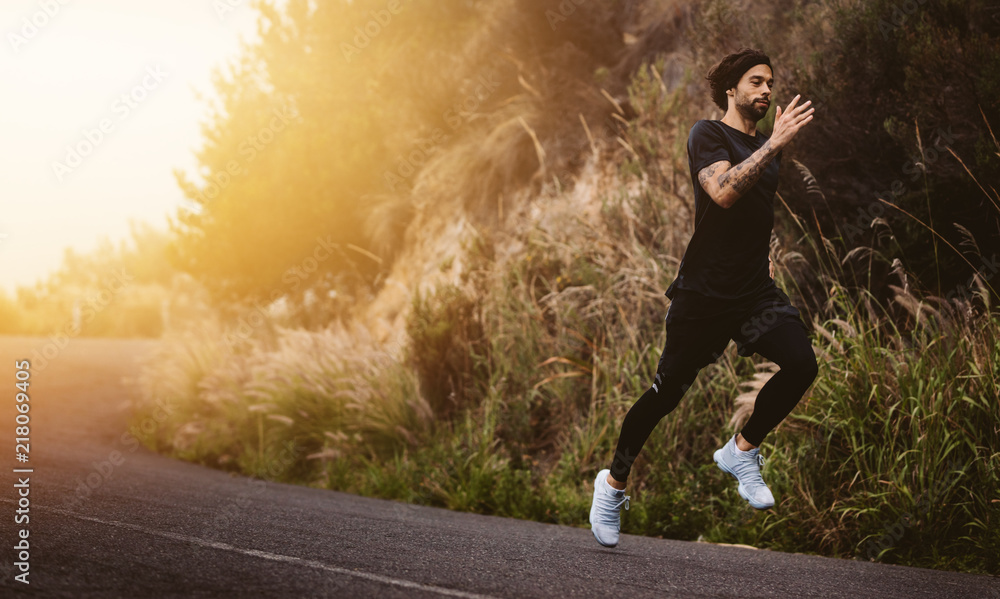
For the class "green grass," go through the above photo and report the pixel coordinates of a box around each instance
[130,50,1000,576]
[130,179,1000,575]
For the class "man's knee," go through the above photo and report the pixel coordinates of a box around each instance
[788,345,818,384]
[655,365,698,393]
[642,369,693,414]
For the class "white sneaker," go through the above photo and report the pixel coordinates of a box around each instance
[713,435,775,510]
[589,468,630,547]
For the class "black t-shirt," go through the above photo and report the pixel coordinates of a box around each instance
[664,119,782,300]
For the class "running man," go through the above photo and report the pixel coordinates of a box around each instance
[589,48,819,547]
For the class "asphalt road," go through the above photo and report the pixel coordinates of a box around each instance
[0,335,998,598]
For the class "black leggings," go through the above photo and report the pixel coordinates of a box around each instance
[608,318,818,483]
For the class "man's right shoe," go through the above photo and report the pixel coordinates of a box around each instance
[713,435,775,510]
[589,468,630,547]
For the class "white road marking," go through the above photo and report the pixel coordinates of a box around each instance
[6,500,499,599]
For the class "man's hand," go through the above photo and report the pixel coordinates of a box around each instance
[769,94,814,149]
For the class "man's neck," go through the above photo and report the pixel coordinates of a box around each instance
[720,110,757,137]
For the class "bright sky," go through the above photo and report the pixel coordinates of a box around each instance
[0,0,261,294]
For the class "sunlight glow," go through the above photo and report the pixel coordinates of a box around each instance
[0,0,259,293]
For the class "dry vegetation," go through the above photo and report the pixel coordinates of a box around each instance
[119,0,1000,574]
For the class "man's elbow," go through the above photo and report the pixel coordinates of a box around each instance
[708,188,737,209]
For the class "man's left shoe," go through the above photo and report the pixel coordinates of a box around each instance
[713,435,775,510]
[589,468,630,547]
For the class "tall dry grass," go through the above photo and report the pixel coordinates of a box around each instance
[131,0,1000,574]
[132,54,999,573]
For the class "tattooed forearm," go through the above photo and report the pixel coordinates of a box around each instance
[698,162,725,190]
[715,139,780,207]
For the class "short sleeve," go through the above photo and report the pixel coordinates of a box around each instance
[687,120,731,174]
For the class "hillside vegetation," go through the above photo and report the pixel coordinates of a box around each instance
[127,0,999,575]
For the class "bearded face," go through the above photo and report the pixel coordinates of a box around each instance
[736,86,769,121]
[731,64,773,122]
